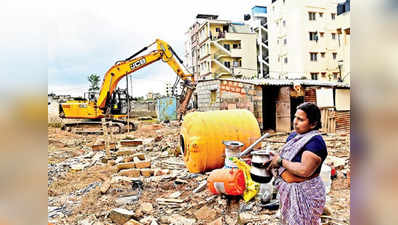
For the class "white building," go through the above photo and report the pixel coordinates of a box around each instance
[267,0,341,81]
[335,0,350,84]
[245,6,270,78]
[185,14,258,81]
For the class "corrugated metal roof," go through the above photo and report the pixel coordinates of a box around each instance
[219,78,350,88]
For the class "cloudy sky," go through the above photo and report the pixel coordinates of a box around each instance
[47,0,264,97]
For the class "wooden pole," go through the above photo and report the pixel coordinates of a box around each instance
[126,75,130,134]
[102,118,110,158]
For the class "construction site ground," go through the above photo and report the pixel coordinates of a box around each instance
[48,120,350,225]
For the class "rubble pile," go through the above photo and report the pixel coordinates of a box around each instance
[48,122,350,225]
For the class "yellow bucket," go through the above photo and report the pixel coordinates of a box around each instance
[180,109,261,173]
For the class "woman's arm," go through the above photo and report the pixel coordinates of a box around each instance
[267,151,322,178]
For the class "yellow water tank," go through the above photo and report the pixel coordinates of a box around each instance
[180,109,261,173]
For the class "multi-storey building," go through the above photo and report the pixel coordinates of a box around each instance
[267,0,340,81]
[165,81,182,97]
[185,14,258,81]
[336,0,350,84]
[245,6,270,78]
[165,82,173,97]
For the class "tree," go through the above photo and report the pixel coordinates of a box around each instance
[88,74,100,91]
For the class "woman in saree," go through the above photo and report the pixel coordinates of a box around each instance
[267,102,328,225]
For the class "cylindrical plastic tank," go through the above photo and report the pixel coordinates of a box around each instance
[180,109,261,173]
[207,168,246,196]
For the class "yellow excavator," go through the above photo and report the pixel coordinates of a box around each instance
[59,39,195,133]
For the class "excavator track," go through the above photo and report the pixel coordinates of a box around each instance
[61,119,135,135]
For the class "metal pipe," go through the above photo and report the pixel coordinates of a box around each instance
[238,133,270,158]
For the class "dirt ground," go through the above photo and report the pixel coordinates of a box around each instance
[48,120,350,225]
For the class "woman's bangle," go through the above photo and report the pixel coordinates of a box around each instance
[277,156,284,167]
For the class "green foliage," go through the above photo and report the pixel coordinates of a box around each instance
[88,74,100,91]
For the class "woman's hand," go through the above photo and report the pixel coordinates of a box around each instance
[266,151,281,171]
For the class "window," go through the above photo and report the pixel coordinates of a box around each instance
[332,33,336,40]
[321,72,326,77]
[331,13,336,20]
[216,27,220,32]
[233,61,241,67]
[283,20,286,27]
[319,12,323,17]
[332,52,337,59]
[311,73,319,80]
[277,39,279,45]
[232,43,240,49]
[224,61,231,68]
[309,32,318,41]
[223,44,230,50]
[333,72,338,79]
[321,52,325,58]
[309,12,316,21]
[284,38,287,45]
[310,52,317,61]
[284,57,288,64]
[278,57,280,62]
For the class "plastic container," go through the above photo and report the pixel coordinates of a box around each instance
[207,168,246,196]
[180,109,261,173]
[320,164,332,193]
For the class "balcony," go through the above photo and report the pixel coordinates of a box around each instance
[211,59,231,75]
[230,48,243,57]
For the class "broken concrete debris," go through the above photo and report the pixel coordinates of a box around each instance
[109,208,135,225]
[48,120,350,224]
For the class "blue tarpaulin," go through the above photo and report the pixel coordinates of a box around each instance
[156,97,177,121]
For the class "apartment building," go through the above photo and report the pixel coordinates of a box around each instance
[165,81,182,97]
[184,14,258,81]
[267,0,340,81]
[245,6,270,78]
[336,0,350,84]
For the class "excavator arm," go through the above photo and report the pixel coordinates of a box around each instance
[96,39,195,118]
[60,39,195,122]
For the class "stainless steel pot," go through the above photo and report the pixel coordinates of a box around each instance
[222,141,244,151]
[251,150,271,168]
[223,141,244,168]
[250,150,272,183]
[250,166,272,183]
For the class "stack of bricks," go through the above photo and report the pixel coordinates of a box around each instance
[197,79,264,128]
[113,139,170,178]
[115,150,154,177]
[335,110,350,132]
[304,87,317,103]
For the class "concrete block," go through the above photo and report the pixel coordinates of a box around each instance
[119,169,141,177]
[140,169,154,177]
[109,208,135,225]
[116,150,137,156]
[117,162,136,172]
[135,160,151,169]
[120,140,143,147]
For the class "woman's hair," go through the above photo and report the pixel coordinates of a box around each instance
[297,102,322,130]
